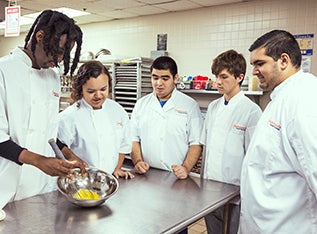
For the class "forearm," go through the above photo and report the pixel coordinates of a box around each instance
[131,141,143,165]
[18,149,43,167]
[114,153,126,171]
[182,144,202,173]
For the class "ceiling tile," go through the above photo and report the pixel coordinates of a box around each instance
[125,5,167,16]
[73,14,114,25]
[155,0,202,11]
[137,0,178,4]
[0,0,260,35]
[98,9,138,19]
[189,0,245,7]
[96,0,144,9]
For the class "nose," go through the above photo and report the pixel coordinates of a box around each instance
[252,67,259,76]
[94,91,103,98]
[157,79,162,85]
[216,77,222,84]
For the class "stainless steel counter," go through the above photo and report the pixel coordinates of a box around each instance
[1,168,239,234]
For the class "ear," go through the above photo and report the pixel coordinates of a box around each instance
[279,53,290,70]
[35,30,45,42]
[173,74,179,84]
[237,74,244,83]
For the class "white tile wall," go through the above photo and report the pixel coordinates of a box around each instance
[0,0,316,78]
[78,0,317,78]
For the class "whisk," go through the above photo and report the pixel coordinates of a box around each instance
[48,139,100,200]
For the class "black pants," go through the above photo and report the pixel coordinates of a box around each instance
[204,204,240,234]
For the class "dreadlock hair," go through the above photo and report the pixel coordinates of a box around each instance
[24,10,82,76]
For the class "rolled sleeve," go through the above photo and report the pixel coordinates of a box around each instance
[188,103,203,145]
[0,140,24,165]
[130,103,141,143]
[119,114,132,154]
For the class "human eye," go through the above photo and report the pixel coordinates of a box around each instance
[87,90,95,94]
[218,75,227,80]
[253,61,265,67]
[101,86,107,92]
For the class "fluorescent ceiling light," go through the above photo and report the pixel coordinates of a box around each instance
[0,7,90,29]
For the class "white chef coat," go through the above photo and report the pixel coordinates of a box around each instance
[57,98,131,174]
[130,88,203,170]
[200,91,262,185]
[0,47,60,208]
[240,70,317,234]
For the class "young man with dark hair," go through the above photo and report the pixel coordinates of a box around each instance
[131,56,203,180]
[201,49,262,234]
[0,10,86,209]
[240,30,317,233]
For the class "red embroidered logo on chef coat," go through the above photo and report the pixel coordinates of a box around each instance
[117,121,123,126]
[268,120,281,131]
[52,91,59,97]
[234,125,246,131]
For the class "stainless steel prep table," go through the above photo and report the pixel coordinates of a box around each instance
[1,168,239,234]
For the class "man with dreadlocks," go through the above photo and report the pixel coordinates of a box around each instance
[0,10,86,209]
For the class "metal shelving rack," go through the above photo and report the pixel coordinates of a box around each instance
[100,61,114,98]
[112,57,153,115]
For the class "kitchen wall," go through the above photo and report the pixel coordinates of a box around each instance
[0,0,316,109]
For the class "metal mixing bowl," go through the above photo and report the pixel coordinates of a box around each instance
[57,168,119,207]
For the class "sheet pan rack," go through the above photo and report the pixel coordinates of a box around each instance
[112,57,153,115]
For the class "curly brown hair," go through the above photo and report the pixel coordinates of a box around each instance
[71,60,112,102]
